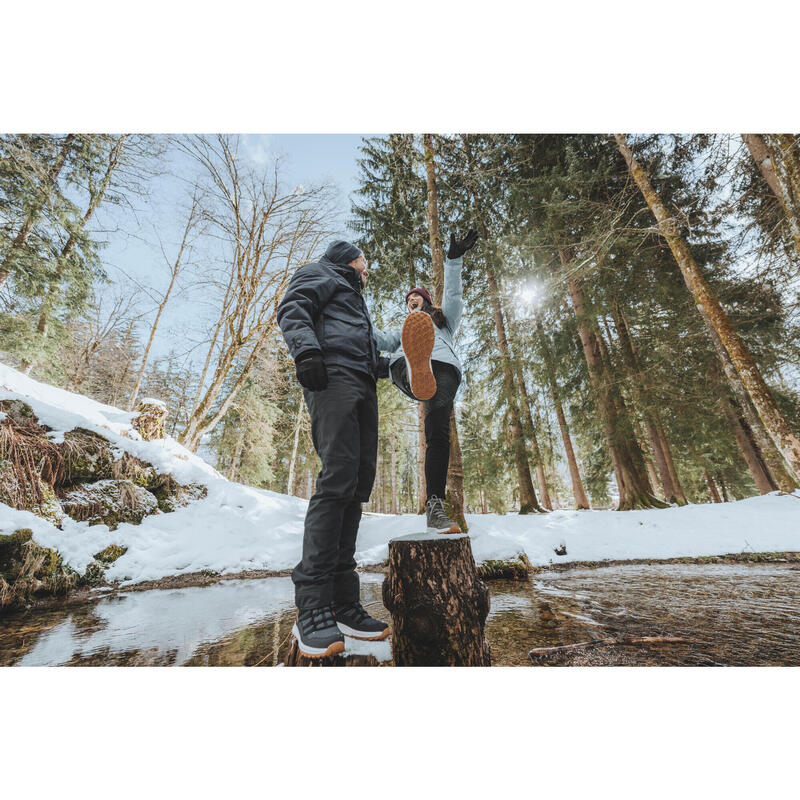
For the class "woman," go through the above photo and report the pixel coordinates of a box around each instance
[375,229,478,533]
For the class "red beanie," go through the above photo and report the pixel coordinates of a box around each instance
[405,287,432,306]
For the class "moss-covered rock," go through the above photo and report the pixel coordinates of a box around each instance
[0,528,77,610]
[0,464,64,525]
[133,399,168,441]
[111,452,159,488]
[0,398,38,426]
[94,544,127,564]
[59,479,158,529]
[57,427,116,485]
[151,473,207,512]
[477,553,532,581]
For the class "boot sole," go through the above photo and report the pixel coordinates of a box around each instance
[336,622,391,641]
[427,524,462,534]
[291,623,346,658]
[402,312,437,401]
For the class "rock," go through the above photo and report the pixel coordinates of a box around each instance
[59,479,158,529]
[0,465,64,525]
[476,553,531,581]
[150,473,207,512]
[112,452,159,488]
[57,427,115,484]
[133,399,168,441]
[93,544,127,564]
[0,528,77,610]
[0,398,38,427]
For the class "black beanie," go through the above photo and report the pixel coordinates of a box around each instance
[324,240,362,266]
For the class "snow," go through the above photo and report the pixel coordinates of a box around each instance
[2,360,800,587]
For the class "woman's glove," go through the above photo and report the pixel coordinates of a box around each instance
[447,229,479,259]
[295,351,328,391]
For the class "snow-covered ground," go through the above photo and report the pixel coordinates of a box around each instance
[2,361,800,586]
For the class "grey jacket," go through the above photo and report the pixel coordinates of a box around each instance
[374,256,463,381]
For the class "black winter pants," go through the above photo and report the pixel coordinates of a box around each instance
[391,360,461,501]
[293,365,378,610]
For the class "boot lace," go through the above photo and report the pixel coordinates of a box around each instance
[298,606,337,633]
[334,601,370,624]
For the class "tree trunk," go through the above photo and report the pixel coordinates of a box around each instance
[382,534,491,666]
[763,134,800,253]
[445,411,468,532]
[0,134,76,291]
[514,359,552,510]
[286,394,305,495]
[227,421,245,481]
[705,469,723,503]
[616,133,800,484]
[743,134,782,198]
[697,301,795,492]
[566,272,666,510]
[390,429,398,514]
[535,316,590,509]
[612,304,686,504]
[284,637,385,667]
[721,397,777,494]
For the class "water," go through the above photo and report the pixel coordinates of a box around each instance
[2,563,799,666]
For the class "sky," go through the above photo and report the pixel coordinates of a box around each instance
[93,134,372,364]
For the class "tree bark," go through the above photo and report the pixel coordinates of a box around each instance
[513,359,552,509]
[382,534,491,666]
[566,272,666,510]
[0,134,76,291]
[721,397,777,494]
[611,304,687,504]
[284,638,384,667]
[763,134,800,253]
[535,316,590,509]
[705,469,723,503]
[743,134,782,198]
[616,133,800,484]
[697,298,795,492]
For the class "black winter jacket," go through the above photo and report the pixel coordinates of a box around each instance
[277,255,379,379]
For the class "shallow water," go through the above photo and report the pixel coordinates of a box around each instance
[2,563,799,666]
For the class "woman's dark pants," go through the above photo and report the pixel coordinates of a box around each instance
[391,360,461,501]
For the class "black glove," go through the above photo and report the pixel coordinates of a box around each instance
[447,229,479,259]
[295,351,328,391]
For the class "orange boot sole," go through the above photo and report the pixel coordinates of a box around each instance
[401,312,437,401]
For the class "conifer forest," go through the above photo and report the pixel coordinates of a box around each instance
[3,133,798,515]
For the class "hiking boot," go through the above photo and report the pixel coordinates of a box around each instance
[401,311,437,401]
[333,601,390,641]
[426,495,461,534]
[292,606,345,658]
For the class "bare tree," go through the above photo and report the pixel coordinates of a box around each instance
[177,135,334,452]
[127,193,202,410]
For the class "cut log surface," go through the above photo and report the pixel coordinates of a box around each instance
[382,532,491,666]
[284,636,392,667]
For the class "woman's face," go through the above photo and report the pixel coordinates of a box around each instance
[406,293,424,312]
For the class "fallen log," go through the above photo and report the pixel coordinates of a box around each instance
[382,532,491,666]
[529,636,689,661]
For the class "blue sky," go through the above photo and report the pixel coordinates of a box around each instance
[93,134,373,364]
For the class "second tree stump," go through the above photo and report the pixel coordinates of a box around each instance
[382,533,491,666]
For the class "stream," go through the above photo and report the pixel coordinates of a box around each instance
[2,562,799,666]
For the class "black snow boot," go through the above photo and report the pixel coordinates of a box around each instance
[292,606,345,658]
[332,601,390,641]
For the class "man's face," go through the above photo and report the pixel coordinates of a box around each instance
[348,254,368,286]
[406,292,424,312]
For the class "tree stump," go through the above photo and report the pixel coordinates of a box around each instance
[382,532,491,666]
[283,637,390,667]
[132,399,167,441]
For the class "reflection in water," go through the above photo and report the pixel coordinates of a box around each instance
[2,563,799,666]
[488,562,800,666]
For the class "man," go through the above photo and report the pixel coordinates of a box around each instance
[277,239,392,658]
